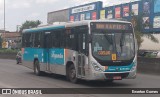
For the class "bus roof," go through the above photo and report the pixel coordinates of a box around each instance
[23,19,131,33]
[66,19,131,28]
[23,25,65,33]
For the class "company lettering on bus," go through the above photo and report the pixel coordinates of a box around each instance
[95,23,129,30]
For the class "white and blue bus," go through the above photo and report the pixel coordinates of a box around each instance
[22,20,137,83]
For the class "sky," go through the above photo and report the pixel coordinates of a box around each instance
[0,0,139,31]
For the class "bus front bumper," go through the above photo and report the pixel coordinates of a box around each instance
[84,69,136,81]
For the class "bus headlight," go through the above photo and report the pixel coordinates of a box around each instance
[91,61,103,72]
[131,62,137,71]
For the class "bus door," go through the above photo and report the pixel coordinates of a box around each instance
[77,30,87,78]
[44,32,51,72]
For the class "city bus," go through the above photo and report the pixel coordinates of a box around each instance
[22,20,137,83]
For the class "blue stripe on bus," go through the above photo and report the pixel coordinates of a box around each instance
[23,48,65,65]
[24,26,65,33]
[105,62,135,72]
[23,48,46,63]
[49,48,64,65]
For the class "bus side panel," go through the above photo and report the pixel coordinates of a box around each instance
[48,48,66,75]
[22,48,45,70]
[51,49,79,76]
[65,49,78,69]
[64,49,88,78]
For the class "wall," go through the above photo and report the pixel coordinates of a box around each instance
[137,57,160,75]
[0,53,16,59]
[47,9,69,24]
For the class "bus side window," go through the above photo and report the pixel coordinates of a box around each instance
[26,33,32,47]
[25,33,29,47]
[65,29,71,49]
[51,31,55,48]
[51,29,64,48]
[54,31,60,48]
[34,32,41,48]
[76,26,88,55]
[44,32,52,48]
[70,28,76,50]
[60,30,66,48]
[40,32,44,48]
[65,28,77,50]
[31,33,35,47]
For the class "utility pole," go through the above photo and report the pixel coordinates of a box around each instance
[16,25,21,33]
[4,0,5,41]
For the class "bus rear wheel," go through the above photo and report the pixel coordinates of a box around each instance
[34,60,43,76]
[68,65,78,83]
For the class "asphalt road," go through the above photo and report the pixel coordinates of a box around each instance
[0,59,160,97]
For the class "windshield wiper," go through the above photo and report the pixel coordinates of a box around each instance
[120,33,125,52]
[102,32,113,45]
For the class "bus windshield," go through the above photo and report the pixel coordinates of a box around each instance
[91,23,135,61]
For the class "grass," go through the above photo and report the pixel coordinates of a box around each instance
[0,49,18,54]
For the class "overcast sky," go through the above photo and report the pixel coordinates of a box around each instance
[0,0,138,31]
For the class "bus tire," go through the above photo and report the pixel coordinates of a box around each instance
[34,60,43,76]
[68,64,78,83]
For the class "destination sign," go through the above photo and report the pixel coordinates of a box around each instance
[94,23,130,30]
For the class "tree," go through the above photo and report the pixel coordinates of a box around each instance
[0,36,2,48]
[19,20,42,33]
[130,13,159,51]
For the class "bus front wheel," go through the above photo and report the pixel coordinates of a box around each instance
[34,60,43,76]
[67,65,78,83]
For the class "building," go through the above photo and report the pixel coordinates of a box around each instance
[47,0,160,33]
[69,1,103,21]
[0,31,21,49]
[47,9,69,24]
[47,0,160,50]
[1,32,21,41]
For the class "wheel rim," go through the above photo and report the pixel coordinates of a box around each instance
[35,66,38,74]
[71,69,76,79]
[69,67,76,80]
[34,61,39,75]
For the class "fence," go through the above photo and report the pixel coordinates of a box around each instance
[137,57,160,75]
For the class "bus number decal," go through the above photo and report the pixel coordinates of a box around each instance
[112,54,117,61]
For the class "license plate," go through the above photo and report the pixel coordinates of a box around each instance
[113,76,122,80]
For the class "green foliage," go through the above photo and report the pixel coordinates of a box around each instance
[145,52,157,58]
[19,20,42,33]
[135,31,144,49]
[0,36,2,48]
[0,49,18,54]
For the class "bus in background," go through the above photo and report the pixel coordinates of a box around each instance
[22,20,137,83]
